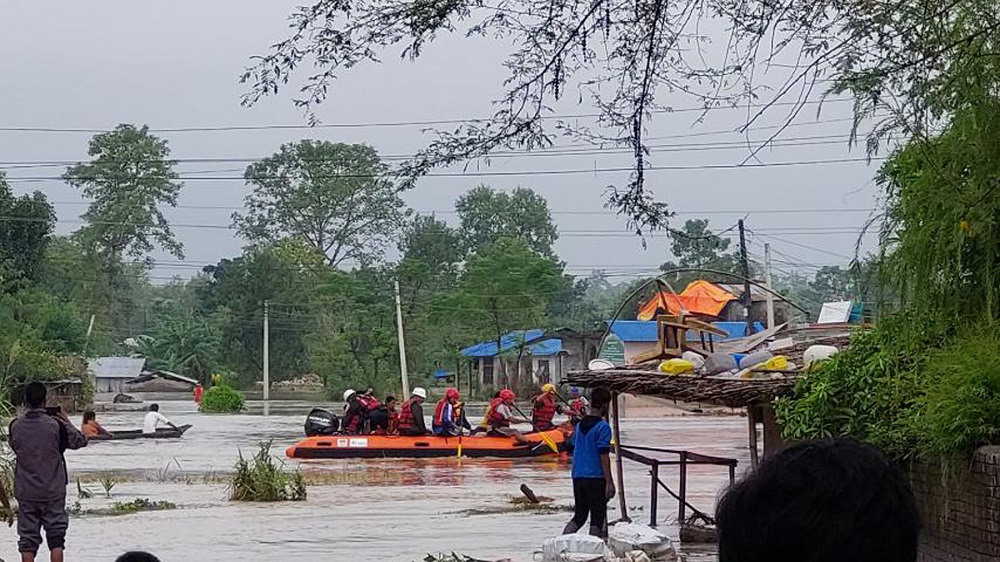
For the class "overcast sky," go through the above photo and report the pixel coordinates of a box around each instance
[0,1,882,286]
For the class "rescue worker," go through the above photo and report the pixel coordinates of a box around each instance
[396,387,430,436]
[568,387,590,424]
[341,390,365,434]
[432,388,462,436]
[356,388,382,433]
[369,395,393,435]
[532,383,560,431]
[472,391,502,435]
[488,389,530,445]
[193,383,204,405]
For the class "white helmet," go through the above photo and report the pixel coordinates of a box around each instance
[343,389,357,401]
[412,387,427,399]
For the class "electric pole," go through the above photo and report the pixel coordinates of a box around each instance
[263,300,270,405]
[738,219,753,335]
[394,280,411,398]
[764,242,776,329]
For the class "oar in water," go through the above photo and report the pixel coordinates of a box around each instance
[514,403,559,454]
[456,402,464,459]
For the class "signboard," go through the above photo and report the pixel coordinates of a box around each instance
[817,301,853,324]
[348,438,369,448]
[598,334,626,366]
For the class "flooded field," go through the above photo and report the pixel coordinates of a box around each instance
[0,400,750,561]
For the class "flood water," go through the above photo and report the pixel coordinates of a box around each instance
[0,400,750,561]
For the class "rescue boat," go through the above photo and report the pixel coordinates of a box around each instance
[285,429,568,459]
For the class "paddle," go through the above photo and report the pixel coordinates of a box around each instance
[513,403,559,454]
[456,402,463,459]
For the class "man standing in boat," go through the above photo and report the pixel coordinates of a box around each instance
[397,387,430,436]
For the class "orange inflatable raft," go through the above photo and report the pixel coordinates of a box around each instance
[286,429,569,459]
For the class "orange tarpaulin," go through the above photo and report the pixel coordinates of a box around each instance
[637,280,738,320]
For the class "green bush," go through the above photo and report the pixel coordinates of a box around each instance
[910,329,1000,459]
[200,385,245,413]
[229,441,306,502]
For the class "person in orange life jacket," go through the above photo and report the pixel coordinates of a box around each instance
[531,383,561,431]
[471,391,502,435]
[432,388,471,436]
[341,390,365,434]
[568,387,590,424]
[488,389,530,445]
[396,387,430,436]
[562,386,615,538]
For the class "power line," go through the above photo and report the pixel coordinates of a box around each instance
[0,98,856,134]
[2,156,884,183]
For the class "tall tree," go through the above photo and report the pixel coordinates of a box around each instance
[233,140,405,267]
[63,124,184,267]
[437,238,565,387]
[0,173,56,287]
[455,186,558,257]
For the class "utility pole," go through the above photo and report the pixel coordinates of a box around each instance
[394,280,411,398]
[764,242,776,329]
[738,219,753,335]
[263,300,270,406]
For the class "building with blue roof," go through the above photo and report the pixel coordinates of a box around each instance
[460,328,602,391]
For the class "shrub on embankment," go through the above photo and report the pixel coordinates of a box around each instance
[200,385,245,413]
[776,317,1000,463]
[229,442,306,502]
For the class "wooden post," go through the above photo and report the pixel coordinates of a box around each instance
[611,392,630,522]
[747,405,760,469]
[649,461,659,527]
[678,452,688,523]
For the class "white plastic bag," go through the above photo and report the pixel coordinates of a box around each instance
[607,523,678,561]
[541,534,612,562]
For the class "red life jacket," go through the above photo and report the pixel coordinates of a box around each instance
[433,399,453,426]
[343,401,362,433]
[358,395,381,411]
[488,397,509,428]
[397,398,417,431]
[571,398,586,415]
[533,394,557,427]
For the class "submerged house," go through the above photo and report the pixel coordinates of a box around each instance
[88,357,146,394]
[125,370,198,393]
[461,328,602,391]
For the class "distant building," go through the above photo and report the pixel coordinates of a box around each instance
[461,328,602,392]
[88,357,146,394]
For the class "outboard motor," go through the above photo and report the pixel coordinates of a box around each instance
[304,408,339,436]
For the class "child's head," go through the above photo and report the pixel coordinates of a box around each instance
[590,387,612,414]
[83,410,97,423]
[385,396,397,407]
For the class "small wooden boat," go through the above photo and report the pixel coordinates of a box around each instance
[90,424,193,441]
[286,428,568,459]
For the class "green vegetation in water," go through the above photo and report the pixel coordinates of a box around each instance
[454,496,572,517]
[200,385,245,413]
[99,474,118,498]
[69,498,178,517]
[229,441,306,502]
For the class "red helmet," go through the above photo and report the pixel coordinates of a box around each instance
[445,387,460,400]
[499,389,516,402]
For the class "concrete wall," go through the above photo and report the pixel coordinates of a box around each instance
[909,446,1000,561]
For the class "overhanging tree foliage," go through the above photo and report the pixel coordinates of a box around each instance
[240,0,998,233]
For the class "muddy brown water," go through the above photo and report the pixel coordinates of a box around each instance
[0,400,750,561]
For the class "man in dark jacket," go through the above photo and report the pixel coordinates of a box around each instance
[10,382,87,562]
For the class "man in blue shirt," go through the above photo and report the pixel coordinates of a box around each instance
[562,387,615,538]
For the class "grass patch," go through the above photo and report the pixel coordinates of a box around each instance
[230,441,306,502]
[200,385,245,413]
[453,495,572,516]
[69,498,178,517]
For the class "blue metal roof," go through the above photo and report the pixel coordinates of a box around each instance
[528,338,562,356]
[605,321,765,343]
[460,329,547,357]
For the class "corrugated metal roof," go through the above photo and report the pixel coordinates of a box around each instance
[528,338,562,356]
[605,320,765,343]
[460,329,547,357]
[88,357,146,379]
